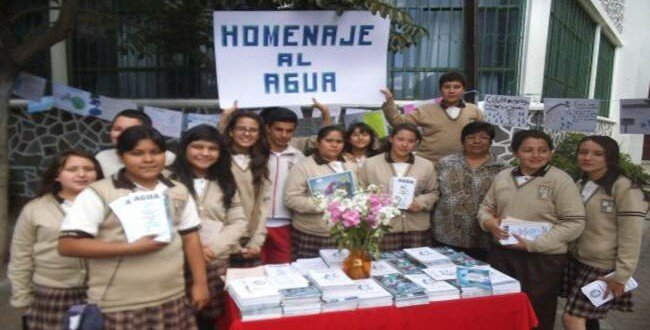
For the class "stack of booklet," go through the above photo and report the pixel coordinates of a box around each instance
[404,247,454,267]
[353,278,394,308]
[291,257,329,275]
[308,269,359,312]
[264,264,310,290]
[319,249,350,268]
[278,285,323,316]
[227,276,282,321]
[374,273,429,307]
[485,267,521,295]
[379,250,407,260]
[405,274,460,302]
[385,258,424,275]
[370,260,400,276]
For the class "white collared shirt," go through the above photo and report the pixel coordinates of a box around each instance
[232,154,251,171]
[392,163,410,177]
[267,146,305,227]
[445,106,461,119]
[581,181,599,202]
[329,161,345,173]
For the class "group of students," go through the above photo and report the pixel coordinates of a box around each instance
[7,72,648,330]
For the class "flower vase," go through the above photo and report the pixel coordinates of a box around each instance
[342,249,372,279]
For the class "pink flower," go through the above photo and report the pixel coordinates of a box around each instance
[365,212,379,228]
[341,210,361,228]
[327,201,343,223]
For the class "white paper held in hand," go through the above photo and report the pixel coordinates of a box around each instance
[109,191,172,243]
[390,177,416,210]
[581,273,638,307]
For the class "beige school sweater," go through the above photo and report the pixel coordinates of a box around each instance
[284,155,357,237]
[195,181,248,260]
[478,166,586,254]
[358,152,438,232]
[231,161,270,249]
[382,100,483,163]
[67,178,191,312]
[572,176,648,284]
[8,194,86,308]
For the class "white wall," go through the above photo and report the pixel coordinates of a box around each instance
[609,0,650,162]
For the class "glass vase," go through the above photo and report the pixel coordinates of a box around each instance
[342,249,372,279]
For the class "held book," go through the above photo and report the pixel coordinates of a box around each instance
[499,216,552,245]
[108,190,172,243]
[581,273,638,307]
[307,171,356,197]
[390,177,417,209]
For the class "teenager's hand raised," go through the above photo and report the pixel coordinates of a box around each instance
[380,88,394,102]
[128,235,167,255]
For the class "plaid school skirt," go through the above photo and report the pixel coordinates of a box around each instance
[291,228,337,259]
[103,296,197,330]
[562,258,633,319]
[380,230,433,251]
[25,285,86,330]
[185,260,227,320]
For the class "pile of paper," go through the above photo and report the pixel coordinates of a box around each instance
[279,285,323,316]
[308,268,357,298]
[445,278,492,298]
[405,274,460,302]
[404,247,454,267]
[486,267,521,295]
[264,264,310,290]
[370,260,400,276]
[227,276,282,321]
[374,273,428,307]
[319,249,350,268]
[379,250,407,260]
[291,258,329,275]
[353,278,394,308]
[385,258,424,275]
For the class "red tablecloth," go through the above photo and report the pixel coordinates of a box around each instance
[219,292,538,330]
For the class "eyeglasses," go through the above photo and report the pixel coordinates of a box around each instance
[233,126,259,134]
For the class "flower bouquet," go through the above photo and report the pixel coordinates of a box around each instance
[316,184,400,279]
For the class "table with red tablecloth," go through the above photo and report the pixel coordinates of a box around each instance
[219,292,538,330]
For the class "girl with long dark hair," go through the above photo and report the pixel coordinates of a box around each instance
[343,122,378,165]
[224,111,271,266]
[562,135,648,330]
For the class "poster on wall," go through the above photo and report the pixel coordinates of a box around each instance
[52,82,92,116]
[483,95,529,128]
[213,11,390,108]
[543,98,598,132]
[144,106,183,138]
[619,99,650,134]
[12,72,46,101]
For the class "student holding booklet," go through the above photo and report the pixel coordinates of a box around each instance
[562,136,648,330]
[478,130,586,330]
[358,123,438,250]
[284,126,357,258]
[9,150,103,330]
[58,126,209,329]
[170,125,248,330]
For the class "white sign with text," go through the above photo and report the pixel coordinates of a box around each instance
[213,11,390,108]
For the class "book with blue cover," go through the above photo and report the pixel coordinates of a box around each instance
[307,171,356,197]
[374,273,429,307]
[456,267,492,291]
[379,250,407,260]
[385,258,424,275]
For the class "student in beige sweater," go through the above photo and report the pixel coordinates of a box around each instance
[171,125,247,330]
[9,150,103,330]
[380,72,483,163]
[284,126,357,258]
[58,126,209,329]
[562,136,648,330]
[358,123,438,250]
[478,130,585,330]
[224,111,270,267]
